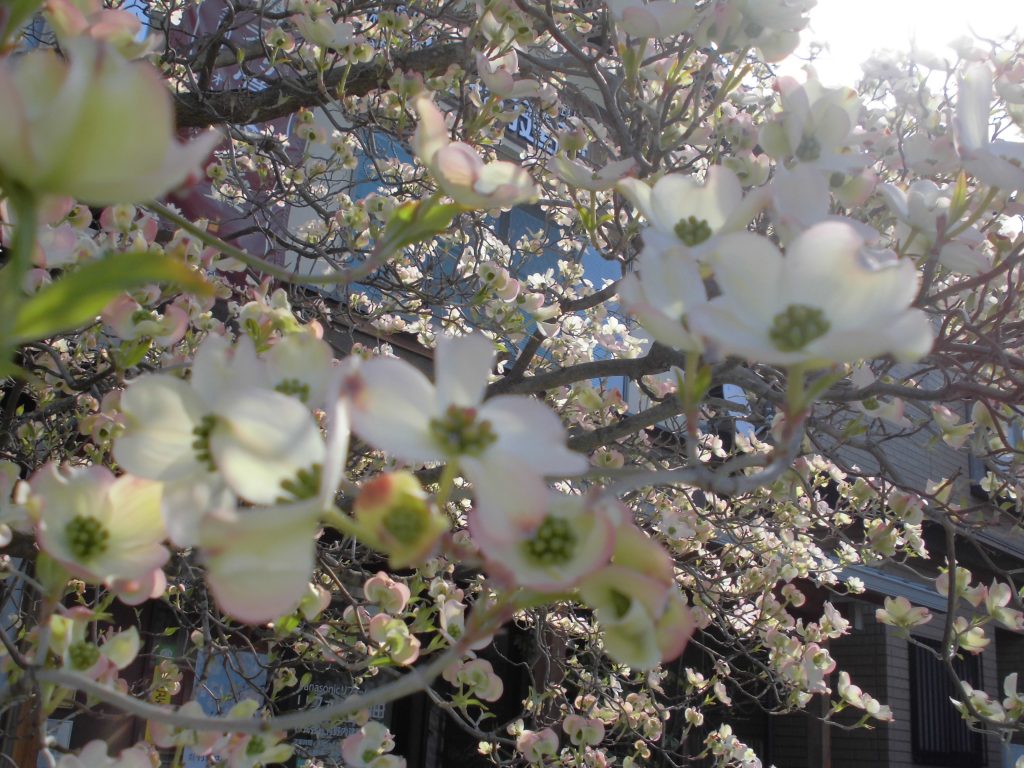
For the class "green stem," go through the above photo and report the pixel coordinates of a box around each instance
[434,461,459,509]
[322,506,361,538]
[0,184,37,357]
[785,363,808,417]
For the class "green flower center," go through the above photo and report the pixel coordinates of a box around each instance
[673,215,713,247]
[608,589,632,619]
[275,378,311,403]
[191,414,217,471]
[524,515,577,566]
[384,503,427,545]
[246,736,266,756]
[768,304,830,352]
[68,641,100,670]
[429,405,497,456]
[64,515,110,560]
[278,463,322,502]
[796,135,822,162]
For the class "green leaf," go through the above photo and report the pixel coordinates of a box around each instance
[114,338,154,370]
[12,252,211,344]
[377,199,461,256]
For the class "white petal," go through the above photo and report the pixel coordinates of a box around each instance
[616,178,656,222]
[264,333,335,408]
[707,232,785,326]
[480,396,588,476]
[786,222,918,327]
[957,63,993,153]
[463,454,550,542]
[211,390,325,504]
[201,504,318,624]
[349,357,442,463]
[114,376,205,482]
[435,333,493,411]
[649,173,700,233]
[161,478,231,548]
[191,334,267,407]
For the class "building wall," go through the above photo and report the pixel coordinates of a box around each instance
[831,605,891,768]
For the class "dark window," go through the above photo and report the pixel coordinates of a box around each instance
[908,639,987,767]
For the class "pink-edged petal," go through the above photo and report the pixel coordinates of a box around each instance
[349,357,443,463]
[200,503,319,625]
[434,143,483,191]
[412,95,450,164]
[435,333,494,411]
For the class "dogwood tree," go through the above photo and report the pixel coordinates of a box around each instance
[1,1,1023,766]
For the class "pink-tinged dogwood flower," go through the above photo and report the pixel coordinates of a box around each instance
[687,223,933,366]
[563,714,605,746]
[476,50,554,103]
[29,464,168,585]
[552,155,637,192]
[48,609,141,685]
[0,39,219,204]
[443,658,504,701]
[874,596,932,630]
[368,614,421,665]
[879,180,991,275]
[347,334,587,539]
[606,0,697,39]
[956,63,1024,191]
[412,96,538,210]
[580,525,696,670]
[516,728,559,764]
[55,740,153,768]
[758,73,864,173]
[341,722,405,768]
[294,14,359,51]
[469,492,618,592]
[364,571,412,614]
[45,0,149,57]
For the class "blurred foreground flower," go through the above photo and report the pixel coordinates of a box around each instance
[0,39,218,204]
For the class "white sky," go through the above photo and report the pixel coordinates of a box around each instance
[778,0,1021,86]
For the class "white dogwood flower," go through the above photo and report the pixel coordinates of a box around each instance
[617,166,756,257]
[956,63,1024,191]
[114,334,327,544]
[347,333,587,540]
[688,222,933,366]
